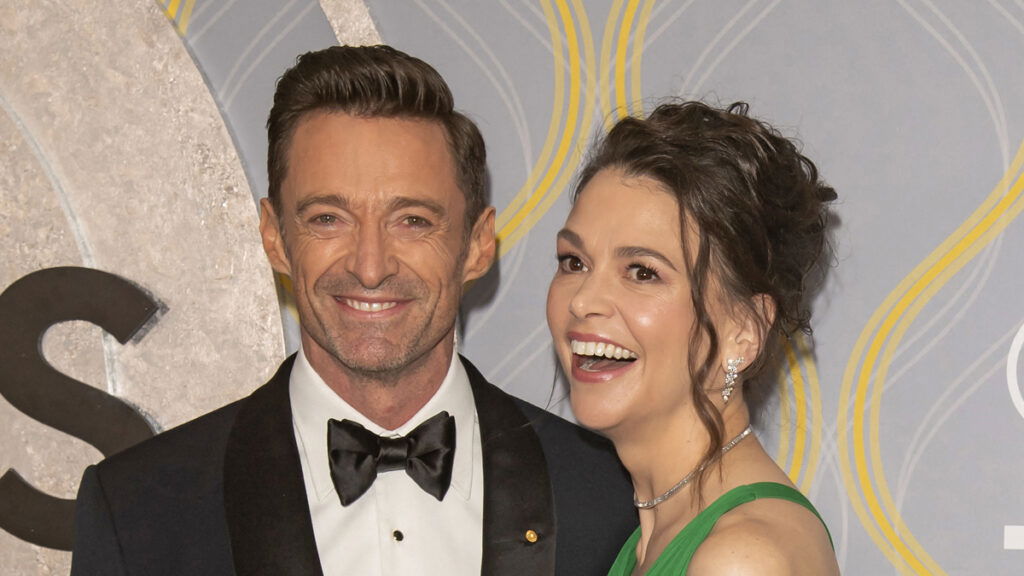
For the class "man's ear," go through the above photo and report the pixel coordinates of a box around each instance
[259,198,292,276]
[462,206,496,284]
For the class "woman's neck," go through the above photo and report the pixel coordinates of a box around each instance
[610,403,753,570]
[613,404,750,501]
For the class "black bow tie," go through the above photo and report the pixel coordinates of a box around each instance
[327,411,456,506]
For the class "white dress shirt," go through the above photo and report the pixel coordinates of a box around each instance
[289,346,484,576]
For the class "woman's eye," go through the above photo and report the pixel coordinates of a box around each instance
[557,255,588,273]
[627,264,659,282]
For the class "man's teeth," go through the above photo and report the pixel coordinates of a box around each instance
[570,339,637,360]
[344,299,397,312]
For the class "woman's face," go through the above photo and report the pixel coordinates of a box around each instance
[547,168,702,438]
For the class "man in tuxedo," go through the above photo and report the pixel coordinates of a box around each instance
[71,45,635,575]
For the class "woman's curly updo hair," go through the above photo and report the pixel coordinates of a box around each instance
[574,101,835,493]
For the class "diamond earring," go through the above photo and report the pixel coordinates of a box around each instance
[722,357,745,403]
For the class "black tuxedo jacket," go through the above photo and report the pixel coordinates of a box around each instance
[71,356,636,575]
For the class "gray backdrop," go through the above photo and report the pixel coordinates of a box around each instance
[2,1,1023,574]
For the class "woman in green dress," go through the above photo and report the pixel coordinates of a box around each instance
[547,101,840,575]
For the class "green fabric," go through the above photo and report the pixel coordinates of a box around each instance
[606,482,831,575]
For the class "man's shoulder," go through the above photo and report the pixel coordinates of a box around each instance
[92,397,245,488]
[95,356,294,481]
[73,397,249,576]
[463,361,638,571]
[510,395,618,459]
[462,354,622,475]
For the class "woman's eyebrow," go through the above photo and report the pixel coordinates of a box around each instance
[556,228,584,249]
[616,246,679,272]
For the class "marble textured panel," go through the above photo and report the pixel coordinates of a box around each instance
[0,0,284,571]
[0,95,105,575]
[321,0,382,46]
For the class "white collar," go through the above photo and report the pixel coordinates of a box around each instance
[289,345,477,503]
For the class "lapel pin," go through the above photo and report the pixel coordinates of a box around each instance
[524,529,539,543]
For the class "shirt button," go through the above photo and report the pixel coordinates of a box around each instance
[393,530,404,542]
[524,529,539,543]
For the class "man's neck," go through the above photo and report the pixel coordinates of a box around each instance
[302,340,454,430]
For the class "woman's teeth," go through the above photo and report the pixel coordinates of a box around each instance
[570,339,638,360]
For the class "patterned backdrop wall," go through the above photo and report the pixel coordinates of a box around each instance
[1,1,1022,574]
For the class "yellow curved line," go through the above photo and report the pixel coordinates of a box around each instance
[776,354,793,474]
[600,0,627,127]
[497,0,584,255]
[497,0,579,244]
[629,0,656,117]
[164,0,181,19]
[499,0,597,253]
[615,0,642,119]
[178,0,197,34]
[862,151,1024,573]
[840,331,910,569]
[799,336,823,494]
[838,149,1024,572]
[501,141,584,252]
[839,254,929,572]
[494,0,566,233]
[865,154,1024,573]
[785,341,807,484]
[158,0,195,35]
[839,280,916,569]
[841,140,1024,574]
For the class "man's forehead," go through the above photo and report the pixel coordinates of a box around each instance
[282,111,454,174]
[290,110,448,144]
[281,113,462,206]
[286,113,452,170]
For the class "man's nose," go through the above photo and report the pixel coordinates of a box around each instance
[346,224,398,289]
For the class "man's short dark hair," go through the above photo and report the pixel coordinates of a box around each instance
[266,45,488,227]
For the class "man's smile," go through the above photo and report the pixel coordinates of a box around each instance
[339,297,400,312]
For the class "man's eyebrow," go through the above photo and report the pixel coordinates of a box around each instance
[295,194,349,214]
[616,246,679,272]
[389,196,447,217]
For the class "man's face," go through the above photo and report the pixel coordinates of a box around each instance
[260,112,494,382]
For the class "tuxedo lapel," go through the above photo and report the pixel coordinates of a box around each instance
[223,355,325,576]
[463,357,557,575]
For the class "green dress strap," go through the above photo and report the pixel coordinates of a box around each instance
[606,482,831,575]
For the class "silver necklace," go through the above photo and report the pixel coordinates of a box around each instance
[633,426,753,509]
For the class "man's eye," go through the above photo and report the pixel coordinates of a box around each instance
[403,215,432,228]
[557,255,587,273]
[311,214,337,225]
[627,264,659,282]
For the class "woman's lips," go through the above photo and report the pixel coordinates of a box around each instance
[566,334,639,383]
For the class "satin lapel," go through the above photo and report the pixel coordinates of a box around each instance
[463,357,557,575]
[223,355,324,576]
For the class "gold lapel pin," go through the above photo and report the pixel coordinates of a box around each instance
[524,529,539,543]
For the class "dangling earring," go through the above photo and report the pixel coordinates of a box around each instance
[722,357,744,403]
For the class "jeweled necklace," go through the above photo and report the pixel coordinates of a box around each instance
[633,425,753,509]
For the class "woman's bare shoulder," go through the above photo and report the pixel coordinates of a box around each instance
[686,497,838,576]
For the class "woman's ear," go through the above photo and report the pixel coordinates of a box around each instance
[722,293,776,368]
